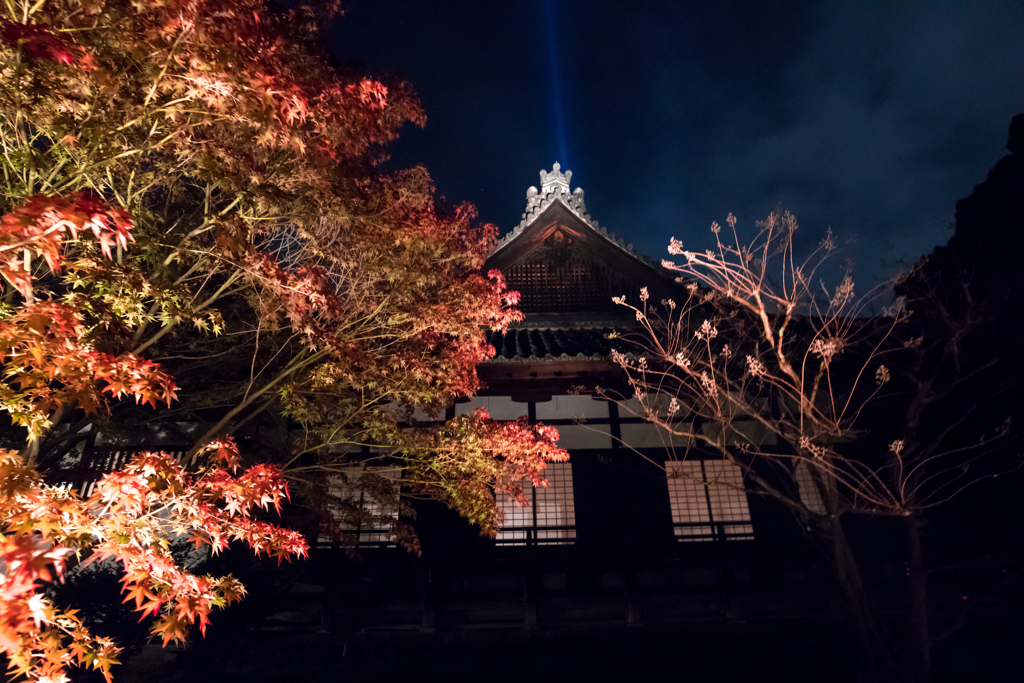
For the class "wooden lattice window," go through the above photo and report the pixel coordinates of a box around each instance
[666,460,754,542]
[506,250,628,313]
[496,462,576,546]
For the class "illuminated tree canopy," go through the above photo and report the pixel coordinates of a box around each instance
[0,1,565,679]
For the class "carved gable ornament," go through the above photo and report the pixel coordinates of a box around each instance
[537,228,577,271]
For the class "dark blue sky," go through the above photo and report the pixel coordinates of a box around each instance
[331,1,1024,285]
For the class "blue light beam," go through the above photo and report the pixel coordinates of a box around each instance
[544,0,570,166]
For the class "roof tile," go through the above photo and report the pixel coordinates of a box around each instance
[484,327,631,361]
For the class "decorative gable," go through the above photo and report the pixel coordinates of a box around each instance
[486,163,678,318]
[499,219,631,314]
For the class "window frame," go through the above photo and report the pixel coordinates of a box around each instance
[317,465,402,550]
[665,459,755,542]
[495,461,577,547]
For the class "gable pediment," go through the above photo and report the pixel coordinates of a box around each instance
[486,166,678,318]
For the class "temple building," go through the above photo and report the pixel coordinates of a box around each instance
[61,166,833,641]
[96,164,904,683]
[111,133,1024,683]
[471,161,757,547]
[329,162,763,553]
[297,165,831,641]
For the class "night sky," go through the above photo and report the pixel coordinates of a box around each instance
[331,1,1024,285]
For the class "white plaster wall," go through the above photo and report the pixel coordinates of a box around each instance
[455,396,529,420]
[703,420,778,446]
[620,423,694,448]
[552,424,612,449]
[618,395,682,419]
[535,395,609,420]
[409,404,445,421]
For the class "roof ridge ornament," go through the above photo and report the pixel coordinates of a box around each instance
[539,161,572,194]
[521,162,588,229]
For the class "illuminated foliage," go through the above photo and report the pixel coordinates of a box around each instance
[619,212,908,517]
[365,408,567,538]
[0,438,306,683]
[0,1,564,678]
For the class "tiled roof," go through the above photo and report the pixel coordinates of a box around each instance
[484,327,633,362]
[48,447,187,496]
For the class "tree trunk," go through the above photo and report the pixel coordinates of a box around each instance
[830,515,900,683]
[903,513,930,683]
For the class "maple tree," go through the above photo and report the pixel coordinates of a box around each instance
[361,408,567,538]
[0,0,566,680]
[609,211,1014,683]
[0,156,307,682]
[0,438,306,682]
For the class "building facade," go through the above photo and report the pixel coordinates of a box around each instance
[56,163,1024,683]
[288,165,841,643]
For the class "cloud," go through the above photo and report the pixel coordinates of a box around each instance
[707,1,1024,282]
